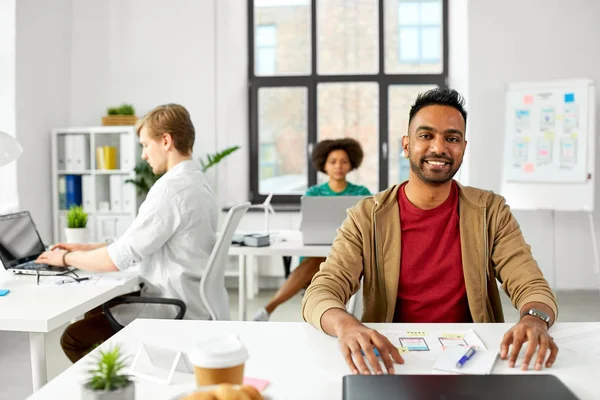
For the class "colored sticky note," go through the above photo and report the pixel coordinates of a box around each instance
[565,93,575,103]
[361,348,381,357]
[571,133,578,139]
[543,132,555,140]
[243,377,270,392]
[398,347,409,353]
[523,136,531,143]
[524,163,534,173]
[406,331,427,337]
[523,95,534,104]
[441,333,465,340]
[0,289,9,296]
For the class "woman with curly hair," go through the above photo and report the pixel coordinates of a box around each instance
[253,138,371,321]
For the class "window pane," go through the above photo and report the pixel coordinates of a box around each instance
[421,2,441,24]
[254,2,310,76]
[257,48,276,75]
[317,0,378,75]
[258,87,308,195]
[256,25,276,46]
[399,27,419,61]
[385,0,443,73]
[317,83,379,193]
[398,2,419,25]
[421,27,440,61]
[388,85,438,185]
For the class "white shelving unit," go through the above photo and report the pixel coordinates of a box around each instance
[51,126,141,243]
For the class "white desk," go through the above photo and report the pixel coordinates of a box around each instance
[29,320,600,400]
[0,269,139,391]
[229,230,331,321]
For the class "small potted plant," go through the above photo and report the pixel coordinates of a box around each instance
[65,205,89,243]
[102,103,138,126]
[82,346,134,400]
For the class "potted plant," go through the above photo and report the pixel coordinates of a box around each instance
[82,346,134,400]
[102,104,138,126]
[125,145,240,198]
[65,205,89,244]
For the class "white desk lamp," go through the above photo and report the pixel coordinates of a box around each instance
[0,131,23,167]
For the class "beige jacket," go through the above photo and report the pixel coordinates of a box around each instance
[302,182,558,331]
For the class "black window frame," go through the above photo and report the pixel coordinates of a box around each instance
[248,0,448,205]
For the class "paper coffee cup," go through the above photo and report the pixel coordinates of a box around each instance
[189,335,249,387]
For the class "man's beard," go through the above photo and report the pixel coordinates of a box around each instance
[408,152,460,184]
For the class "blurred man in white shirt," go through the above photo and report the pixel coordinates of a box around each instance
[37,104,218,362]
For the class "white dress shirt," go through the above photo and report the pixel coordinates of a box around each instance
[107,159,218,322]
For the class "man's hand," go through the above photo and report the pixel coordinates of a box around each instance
[337,322,404,375]
[50,243,96,252]
[500,316,558,371]
[36,249,68,267]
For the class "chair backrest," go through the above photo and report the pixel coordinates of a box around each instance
[346,278,364,319]
[199,202,251,321]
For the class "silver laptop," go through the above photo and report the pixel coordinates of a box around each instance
[0,211,74,275]
[300,196,366,245]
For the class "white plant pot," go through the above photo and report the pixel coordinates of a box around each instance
[81,382,135,400]
[64,227,89,244]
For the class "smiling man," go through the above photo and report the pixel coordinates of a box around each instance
[302,88,558,376]
[36,103,218,362]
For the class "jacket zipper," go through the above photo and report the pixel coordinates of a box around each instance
[483,208,488,281]
[373,203,384,319]
[483,207,489,321]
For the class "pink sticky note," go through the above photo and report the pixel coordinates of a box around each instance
[243,377,270,392]
[524,95,534,104]
[524,163,534,173]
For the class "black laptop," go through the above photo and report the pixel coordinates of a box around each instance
[342,375,579,400]
[0,211,75,276]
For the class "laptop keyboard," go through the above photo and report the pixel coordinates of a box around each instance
[19,261,49,270]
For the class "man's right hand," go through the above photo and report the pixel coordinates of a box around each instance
[331,313,404,375]
[50,243,96,252]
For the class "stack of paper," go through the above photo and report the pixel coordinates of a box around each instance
[433,346,499,375]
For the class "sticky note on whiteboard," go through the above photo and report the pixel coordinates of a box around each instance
[523,95,534,104]
[564,93,575,103]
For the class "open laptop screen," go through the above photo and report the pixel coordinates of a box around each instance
[0,212,46,268]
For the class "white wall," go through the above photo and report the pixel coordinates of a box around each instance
[69,0,217,161]
[15,0,72,242]
[464,0,600,290]
[0,0,18,214]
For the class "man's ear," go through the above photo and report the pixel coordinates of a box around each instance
[162,132,173,150]
[401,135,410,158]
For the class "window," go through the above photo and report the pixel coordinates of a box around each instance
[397,0,442,65]
[249,0,448,204]
[255,25,277,75]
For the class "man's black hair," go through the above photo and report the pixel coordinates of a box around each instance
[408,88,468,126]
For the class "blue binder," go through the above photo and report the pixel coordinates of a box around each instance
[65,175,82,208]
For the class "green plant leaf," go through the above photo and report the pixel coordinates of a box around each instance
[86,345,132,391]
[66,205,87,228]
[117,103,135,116]
[199,145,240,172]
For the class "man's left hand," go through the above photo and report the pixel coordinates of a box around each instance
[36,249,68,267]
[500,316,558,371]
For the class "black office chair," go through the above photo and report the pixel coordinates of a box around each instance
[102,293,186,332]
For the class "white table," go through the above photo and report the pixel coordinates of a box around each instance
[29,320,600,399]
[0,269,139,391]
[229,230,331,321]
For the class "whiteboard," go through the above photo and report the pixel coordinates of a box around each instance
[501,79,596,211]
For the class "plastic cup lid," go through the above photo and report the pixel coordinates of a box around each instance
[189,334,249,369]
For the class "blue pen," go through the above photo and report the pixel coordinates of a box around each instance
[456,347,476,368]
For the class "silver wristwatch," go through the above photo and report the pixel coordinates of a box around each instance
[522,308,551,327]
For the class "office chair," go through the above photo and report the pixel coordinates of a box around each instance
[103,202,251,331]
[346,277,364,319]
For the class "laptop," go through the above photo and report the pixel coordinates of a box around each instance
[300,196,366,245]
[0,211,75,276]
[342,375,579,400]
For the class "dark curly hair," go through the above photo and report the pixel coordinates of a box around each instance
[312,138,365,173]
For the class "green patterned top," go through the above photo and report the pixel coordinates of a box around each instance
[305,182,371,197]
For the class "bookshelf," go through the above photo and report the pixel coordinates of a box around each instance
[51,126,142,243]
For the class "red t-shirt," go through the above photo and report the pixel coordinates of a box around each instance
[393,182,472,323]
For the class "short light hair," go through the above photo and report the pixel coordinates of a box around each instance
[136,103,195,155]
